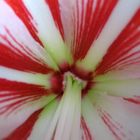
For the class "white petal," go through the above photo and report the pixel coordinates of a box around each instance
[54,76,81,140]
[95,65,140,81]
[93,78,140,98]
[0,66,51,88]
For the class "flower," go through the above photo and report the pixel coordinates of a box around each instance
[0,0,140,139]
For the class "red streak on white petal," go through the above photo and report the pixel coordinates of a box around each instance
[81,117,93,140]
[6,0,44,46]
[0,79,49,114]
[0,1,53,73]
[72,0,118,60]
[0,41,51,74]
[0,96,41,116]
[4,109,42,140]
[95,9,140,75]
[124,97,140,104]
[46,0,64,39]
[101,111,128,140]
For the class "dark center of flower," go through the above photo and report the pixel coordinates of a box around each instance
[50,65,93,96]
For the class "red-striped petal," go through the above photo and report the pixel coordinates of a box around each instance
[4,109,42,140]
[82,93,140,140]
[95,9,140,75]
[0,42,51,74]
[0,95,54,139]
[0,78,55,114]
[14,0,72,67]
[77,0,139,72]
[0,1,58,71]
[6,0,44,46]
[46,0,64,39]
[60,0,118,60]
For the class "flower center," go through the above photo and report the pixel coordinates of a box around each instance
[50,65,93,95]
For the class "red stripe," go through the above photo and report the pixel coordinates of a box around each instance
[4,109,42,140]
[81,117,93,140]
[95,9,140,75]
[0,79,49,114]
[46,0,64,39]
[101,111,126,140]
[73,0,118,60]
[0,42,51,73]
[124,97,140,104]
[6,0,43,46]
